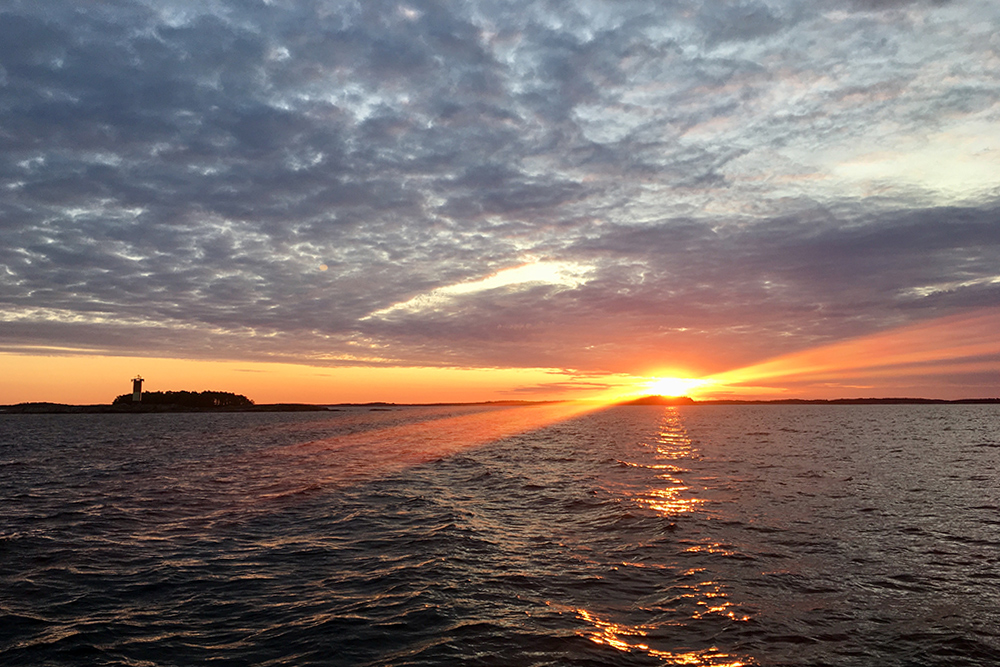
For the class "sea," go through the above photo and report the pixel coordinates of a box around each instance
[2,403,999,666]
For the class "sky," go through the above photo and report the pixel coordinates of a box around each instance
[2,0,1000,404]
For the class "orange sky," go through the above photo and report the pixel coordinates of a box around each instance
[0,353,589,405]
[4,307,999,405]
[700,308,1000,400]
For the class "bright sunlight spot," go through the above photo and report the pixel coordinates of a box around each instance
[644,376,710,397]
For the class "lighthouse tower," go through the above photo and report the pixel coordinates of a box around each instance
[132,376,143,403]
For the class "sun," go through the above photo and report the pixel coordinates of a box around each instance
[645,376,709,397]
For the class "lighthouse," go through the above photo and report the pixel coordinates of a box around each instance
[132,376,143,403]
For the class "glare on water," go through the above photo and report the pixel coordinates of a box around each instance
[2,404,999,666]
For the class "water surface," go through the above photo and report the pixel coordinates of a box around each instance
[2,404,999,665]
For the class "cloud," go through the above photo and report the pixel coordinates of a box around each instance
[365,260,594,319]
[1,0,998,388]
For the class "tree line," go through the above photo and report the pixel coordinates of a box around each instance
[112,390,254,407]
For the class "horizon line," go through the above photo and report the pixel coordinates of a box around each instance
[4,394,1000,414]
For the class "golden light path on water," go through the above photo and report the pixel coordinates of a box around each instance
[254,401,602,497]
[638,414,705,515]
[257,402,755,665]
[573,408,752,666]
[577,607,747,667]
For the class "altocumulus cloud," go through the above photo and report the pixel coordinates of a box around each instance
[1,0,999,377]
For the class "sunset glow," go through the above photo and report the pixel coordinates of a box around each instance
[644,377,713,398]
[701,308,1000,399]
[5,304,1000,405]
[0,352,610,406]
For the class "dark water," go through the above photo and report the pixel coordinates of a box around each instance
[2,404,999,666]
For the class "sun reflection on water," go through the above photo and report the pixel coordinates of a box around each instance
[632,409,705,515]
[678,579,754,622]
[579,408,754,665]
[641,483,704,514]
[576,608,750,666]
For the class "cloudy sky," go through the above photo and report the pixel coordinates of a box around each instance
[2,0,1000,402]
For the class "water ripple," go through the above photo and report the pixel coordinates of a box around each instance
[3,405,1000,665]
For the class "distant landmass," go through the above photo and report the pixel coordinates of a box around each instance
[3,395,999,414]
[1,401,330,414]
[620,395,696,405]
[0,396,565,414]
[112,390,255,408]
[622,395,1000,405]
[1,389,330,413]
